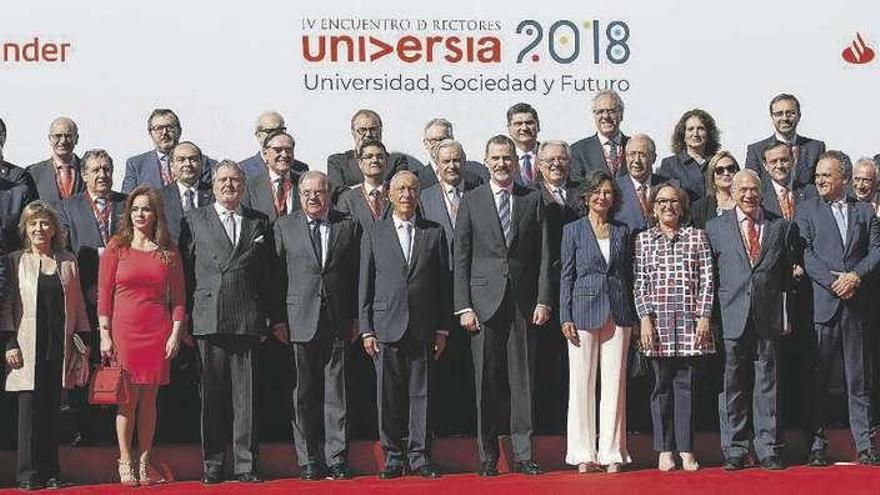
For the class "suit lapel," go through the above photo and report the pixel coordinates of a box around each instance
[726,210,751,267]
[480,186,506,248]
[300,213,322,269]
[233,212,255,260]
[583,218,608,272]
[408,222,425,278]
[755,215,780,268]
[588,136,607,168]
[844,200,857,255]
[606,223,621,273]
[206,208,235,258]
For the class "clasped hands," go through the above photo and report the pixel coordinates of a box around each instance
[830,271,860,300]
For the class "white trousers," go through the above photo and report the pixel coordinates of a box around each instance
[565,319,632,465]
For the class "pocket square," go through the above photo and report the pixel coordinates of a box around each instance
[254,235,265,244]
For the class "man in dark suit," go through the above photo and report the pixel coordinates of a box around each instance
[569,90,629,184]
[0,177,30,252]
[795,151,880,466]
[179,160,285,484]
[507,103,541,187]
[122,108,214,193]
[160,142,214,243]
[337,139,392,229]
[706,169,790,471]
[360,171,450,479]
[531,140,581,434]
[238,111,309,179]
[614,134,667,235]
[418,138,478,436]
[745,94,826,190]
[454,135,552,476]
[27,117,85,203]
[414,118,487,190]
[0,118,37,199]
[242,131,301,222]
[327,109,410,202]
[852,157,880,213]
[274,171,361,481]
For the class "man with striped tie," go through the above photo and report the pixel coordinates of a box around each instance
[453,135,552,477]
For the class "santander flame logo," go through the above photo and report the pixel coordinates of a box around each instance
[842,32,875,64]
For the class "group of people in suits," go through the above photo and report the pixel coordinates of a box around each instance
[2,88,880,490]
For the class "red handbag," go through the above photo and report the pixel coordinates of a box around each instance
[88,358,132,405]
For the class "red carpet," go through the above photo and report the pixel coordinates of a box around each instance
[1,466,880,495]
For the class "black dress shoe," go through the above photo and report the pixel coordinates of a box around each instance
[478,462,498,477]
[201,471,223,484]
[723,455,745,471]
[512,460,544,475]
[300,463,323,481]
[807,450,829,467]
[378,465,404,479]
[235,472,264,483]
[16,480,43,491]
[327,463,353,480]
[760,456,786,470]
[415,465,442,479]
[44,476,71,489]
[858,449,880,466]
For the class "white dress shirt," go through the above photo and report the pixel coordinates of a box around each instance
[213,202,242,246]
[305,212,330,267]
[268,169,295,212]
[176,181,200,209]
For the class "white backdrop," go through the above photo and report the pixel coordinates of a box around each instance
[1,0,878,186]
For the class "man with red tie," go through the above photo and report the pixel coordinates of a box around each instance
[337,140,391,229]
[569,91,629,185]
[242,131,300,223]
[27,117,85,203]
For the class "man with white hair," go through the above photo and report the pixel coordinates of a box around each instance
[569,90,629,183]
[238,111,309,179]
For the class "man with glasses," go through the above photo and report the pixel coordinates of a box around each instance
[161,142,214,243]
[327,109,411,202]
[239,111,309,179]
[614,134,669,235]
[27,116,85,203]
[569,90,629,184]
[415,118,487,190]
[274,171,361,481]
[745,94,826,190]
[122,108,215,193]
[242,131,300,223]
[507,103,541,186]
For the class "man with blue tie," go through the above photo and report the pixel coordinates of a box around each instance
[506,103,541,187]
[795,151,880,466]
[161,142,214,243]
[360,171,450,479]
[706,170,790,471]
[454,135,552,476]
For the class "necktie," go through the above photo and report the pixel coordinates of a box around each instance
[274,178,287,217]
[636,184,649,218]
[160,155,172,186]
[832,202,847,244]
[607,140,619,175]
[57,166,74,199]
[223,211,237,246]
[746,217,761,264]
[400,222,413,265]
[778,189,793,221]
[553,186,566,206]
[183,189,195,212]
[521,154,533,183]
[94,197,109,244]
[368,189,383,220]
[791,144,800,166]
[499,189,512,245]
[310,219,323,267]
[447,187,460,226]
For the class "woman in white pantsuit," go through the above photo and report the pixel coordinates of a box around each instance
[560,170,637,474]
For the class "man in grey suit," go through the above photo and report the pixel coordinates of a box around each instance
[745,94,826,190]
[27,117,85,202]
[242,131,301,222]
[706,170,790,471]
[414,119,486,190]
[360,171,450,479]
[418,138,478,436]
[274,171,361,481]
[326,109,410,201]
[795,151,880,466]
[122,109,214,193]
[337,139,391,229]
[161,142,213,243]
[454,135,552,476]
[569,90,629,184]
[0,118,37,199]
[614,134,668,235]
[238,111,309,179]
[179,160,285,484]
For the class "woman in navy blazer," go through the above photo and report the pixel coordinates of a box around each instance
[560,170,637,474]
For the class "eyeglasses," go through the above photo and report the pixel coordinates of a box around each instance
[541,158,569,167]
[300,189,327,198]
[258,126,287,134]
[714,165,739,175]
[625,151,651,159]
[266,146,293,154]
[49,133,76,142]
[354,125,382,137]
[655,198,680,207]
[173,155,201,164]
[592,108,619,117]
[771,110,798,118]
[359,153,386,161]
[149,124,178,134]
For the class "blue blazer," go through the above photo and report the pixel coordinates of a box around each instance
[569,133,630,184]
[795,196,880,324]
[613,173,670,235]
[745,135,825,190]
[122,149,215,193]
[238,152,309,179]
[559,218,636,330]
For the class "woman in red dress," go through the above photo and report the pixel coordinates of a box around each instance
[97,186,186,487]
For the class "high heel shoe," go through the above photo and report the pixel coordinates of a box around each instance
[138,454,166,486]
[118,458,139,487]
[680,452,700,471]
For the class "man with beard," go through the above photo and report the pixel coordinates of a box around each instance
[745,94,826,190]
[569,91,629,183]
[27,117,85,203]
